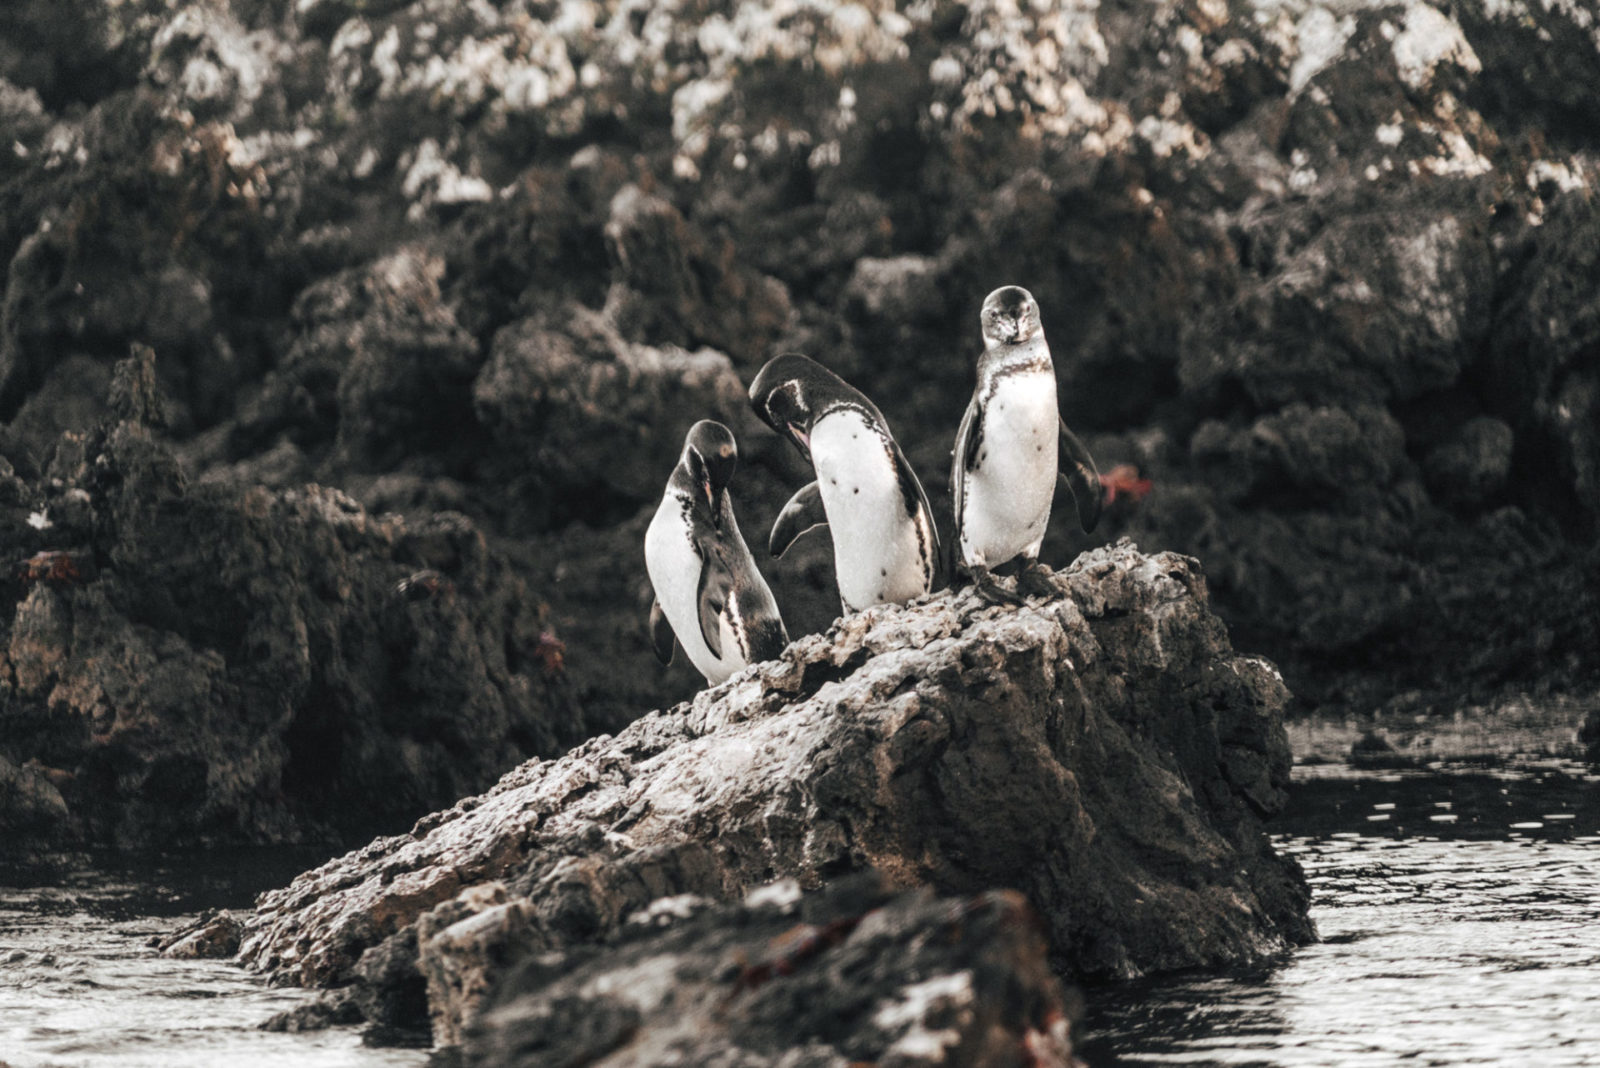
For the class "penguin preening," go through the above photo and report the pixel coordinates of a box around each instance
[951,285,1102,600]
[645,420,788,686]
[749,353,942,614]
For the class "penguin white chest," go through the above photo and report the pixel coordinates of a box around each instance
[644,495,743,685]
[960,369,1059,567]
[810,410,930,612]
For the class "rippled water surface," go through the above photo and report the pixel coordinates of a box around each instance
[0,851,426,1068]
[1080,760,1600,1067]
[4,763,1597,1067]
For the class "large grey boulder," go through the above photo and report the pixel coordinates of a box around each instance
[238,541,1312,1047]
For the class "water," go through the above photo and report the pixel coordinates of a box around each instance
[1080,760,1600,1067]
[4,764,1597,1067]
[0,850,426,1068]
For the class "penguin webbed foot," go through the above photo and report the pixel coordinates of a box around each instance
[1013,559,1059,601]
[960,562,1027,607]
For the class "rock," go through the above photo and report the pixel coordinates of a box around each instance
[841,254,947,348]
[1582,709,1600,766]
[156,909,245,959]
[471,301,752,523]
[0,752,71,844]
[1191,404,1408,507]
[1485,196,1600,535]
[462,875,1081,1068]
[0,0,1597,840]
[601,184,792,359]
[415,882,548,1047]
[1423,416,1514,509]
[239,542,1311,1044]
[261,992,364,1033]
[0,355,588,850]
[328,248,485,473]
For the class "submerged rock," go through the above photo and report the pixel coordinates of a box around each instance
[239,541,1311,1046]
[156,909,245,959]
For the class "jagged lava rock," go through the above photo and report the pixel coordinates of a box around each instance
[459,875,1080,1068]
[0,354,588,850]
[239,541,1311,1043]
[6,0,1600,724]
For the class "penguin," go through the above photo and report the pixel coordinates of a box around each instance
[951,285,1102,600]
[749,353,942,613]
[645,420,788,686]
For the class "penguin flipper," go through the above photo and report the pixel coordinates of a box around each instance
[950,394,984,561]
[1058,417,1104,533]
[695,551,731,659]
[648,597,675,666]
[769,481,828,558]
[889,436,944,587]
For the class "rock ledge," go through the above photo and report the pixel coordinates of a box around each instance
[239,540,1312,1044]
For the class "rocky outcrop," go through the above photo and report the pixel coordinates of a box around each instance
[4,0,1596,731]
[456,876,1080,1068]
[238,542,1312,1046]
[0,351,586,851]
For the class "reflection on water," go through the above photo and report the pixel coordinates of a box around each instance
[1080,760,1600,1067]
[0,850,426,1068]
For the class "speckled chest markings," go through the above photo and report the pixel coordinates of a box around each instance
[809,406,936,612]
[955,342,1059,567]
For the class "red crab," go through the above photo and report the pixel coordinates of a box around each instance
[17,550,81,586]
[1099,464,1152,504]
[532,631,566,679]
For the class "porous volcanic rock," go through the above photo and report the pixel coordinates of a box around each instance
[0,351,586,851]
[239,541,1312,1045]
[5,0,1599,794]
[458,876,1081,1068]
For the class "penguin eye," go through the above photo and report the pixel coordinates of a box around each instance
[768,384,801,424]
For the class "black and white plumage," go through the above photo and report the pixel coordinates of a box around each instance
[749,353,941,614]
[645,420,788,686]
[951,286,1101,584]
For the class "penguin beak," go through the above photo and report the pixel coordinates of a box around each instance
[702,476,719,524]
[786,422,811,460]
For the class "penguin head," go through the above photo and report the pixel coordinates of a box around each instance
[749,353,823,462]
[682,420,738,525]
[980,285,1042,347]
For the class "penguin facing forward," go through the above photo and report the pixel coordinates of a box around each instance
[749,353,942,613]
[645,420,788,686]
[951,285,1102,600]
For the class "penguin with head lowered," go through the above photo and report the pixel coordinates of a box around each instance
[645,420,788,686]
[749,353,942,614]
[951,285,1102,600]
